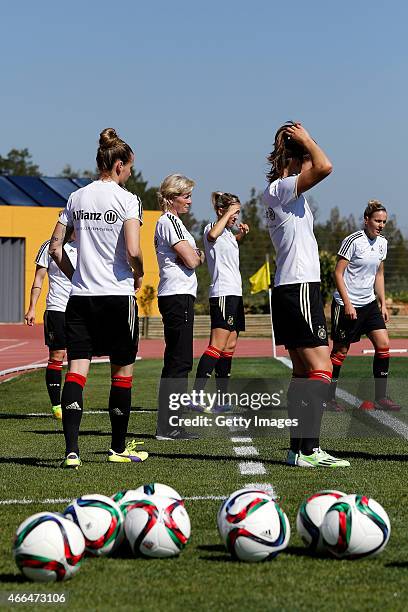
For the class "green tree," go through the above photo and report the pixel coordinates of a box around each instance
[125,171,158,210]
[59,164,95,178]
[319,250,337,305]
[0,148,40,175]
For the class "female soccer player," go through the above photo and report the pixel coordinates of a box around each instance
[193,192,249,411]
[25,229,77,419]
[263,121,350,468]
[49,128,148,468]
[329,200,400,411]
[154,174,204,440]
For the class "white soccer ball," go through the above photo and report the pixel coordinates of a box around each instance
[296,490,346,552]
[125,494,191,558]
[112,483,182,517]
[63,494,124,556]
[13,512,85,582]
[217,489,290,562]
[321,494,391,559]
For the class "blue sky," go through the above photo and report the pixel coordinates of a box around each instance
[2,0,407,232]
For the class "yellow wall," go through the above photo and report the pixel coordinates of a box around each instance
[0,206,161,321]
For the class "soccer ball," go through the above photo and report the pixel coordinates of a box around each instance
[13,512,85,582]
[296,490,346,552]
[63,494,124,556]
[112,483,182,517]
[124,494,191,558]
[321,494,391,559]
[217,488,290,562]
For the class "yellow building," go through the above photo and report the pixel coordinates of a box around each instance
[0,197,161,322]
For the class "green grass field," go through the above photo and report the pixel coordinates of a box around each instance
[0,357,407,611]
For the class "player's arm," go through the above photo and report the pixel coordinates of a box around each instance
[235,223,249,242]
[375,262,388,323]
[48,222,75,280]
[207,205,241,242]
[173,241,204,269]
[24,266,47,326]
[285,123,333,196]
[124,218,144,292]
[334,256,357,320]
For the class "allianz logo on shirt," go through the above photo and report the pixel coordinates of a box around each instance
[72,210,118,224]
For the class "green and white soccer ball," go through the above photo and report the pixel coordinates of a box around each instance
[321,494,391,559]
[112,483,182,518]
[296,490,346,552]
[13,512,85,582]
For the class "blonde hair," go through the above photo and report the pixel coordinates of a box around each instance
[96,128,133,174]
[211,191,240,211]
[157,174,195,212]
[364,199,387,219]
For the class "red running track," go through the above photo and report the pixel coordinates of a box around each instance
[0,323,407,381]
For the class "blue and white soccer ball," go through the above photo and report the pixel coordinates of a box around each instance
[112,483,182,518]
[63,494,124,556]
[13,512,85,582]
[296,490,346,552]
[124,494,191,558]
[321,494,391,559]
[217,488,290,562]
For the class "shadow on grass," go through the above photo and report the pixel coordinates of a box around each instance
[134,451,285,465]
[325,449,408,462]
[0,573,26,584]
[0,457,61,469]
[385,561,408,568]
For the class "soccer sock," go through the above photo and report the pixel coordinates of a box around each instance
[301,370,332,456]
[45,359,63,407]
[215,350,234,403]
[329,352,346,400]
[109,376,132,453]
[61,373,86,455]
[287,374,308,453]
[194,346,221,396]
[373,347,390,401]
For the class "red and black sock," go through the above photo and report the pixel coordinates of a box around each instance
[194,346,221,395]
[45,359,63,406]
[329,352,346,400]
[373,347,390,401]
[215,350,234,401]
[109,376,132,453]
[301,370,332,456]
[61,373,86,455]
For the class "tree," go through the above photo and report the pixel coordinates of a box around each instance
[125,171,158,210]
[0,148,40,175]
[59,164,94,178]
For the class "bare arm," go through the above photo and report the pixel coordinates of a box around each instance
[124,218,144,292]
[207,205,241,242]
[48,222,75,280]
[173,241,203,269]
[285,123,333,196]
[375,262,388,322]
[334,257,357,320]
[235,223,249,242]
[24,266,47,325]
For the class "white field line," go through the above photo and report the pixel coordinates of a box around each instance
[0,342,27,353]
[0,356,141,378]
[362,349,407,354]
[0,495,227,506]
[20,410,153,417]
[239,462,267,475]
[233,446,259,457]
[276,356,408,440]
[230,437,252,443]
[0,339,19,341]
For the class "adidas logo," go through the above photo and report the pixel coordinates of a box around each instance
[65,402,81,411]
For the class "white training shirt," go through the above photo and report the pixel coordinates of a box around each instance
[58,180,143,296]
[35,240,77,311]
[203,223,242,298]
[154,212,198,297]
[263,175,320,286]
[333,231,387,307]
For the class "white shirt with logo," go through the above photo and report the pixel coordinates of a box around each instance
[333,231,387,307]
[203,223,242,297]
[36,240,77,311]
[154,212,198,297]
[58,180,143,296]
[263,175,320,286]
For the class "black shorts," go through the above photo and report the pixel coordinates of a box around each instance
[209,296,245,332]
[272,282,328,349]
[65,295,139,366]
[43,310,66,350]
[331,298,386,344]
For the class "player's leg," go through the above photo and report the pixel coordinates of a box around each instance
[193,327,230,401]
[368,328,399,410]
[328,342,349,408]
[43,311,67,419]
[214,331,238,411]
[60,358,90,468]
[286,349,308,465]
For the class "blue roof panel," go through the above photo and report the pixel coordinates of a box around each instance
[71,178,93,188]
[8,176,66,207]
[0,176,38,206]
[41,177,79,200]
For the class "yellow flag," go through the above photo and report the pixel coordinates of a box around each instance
[249,261,270,294]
